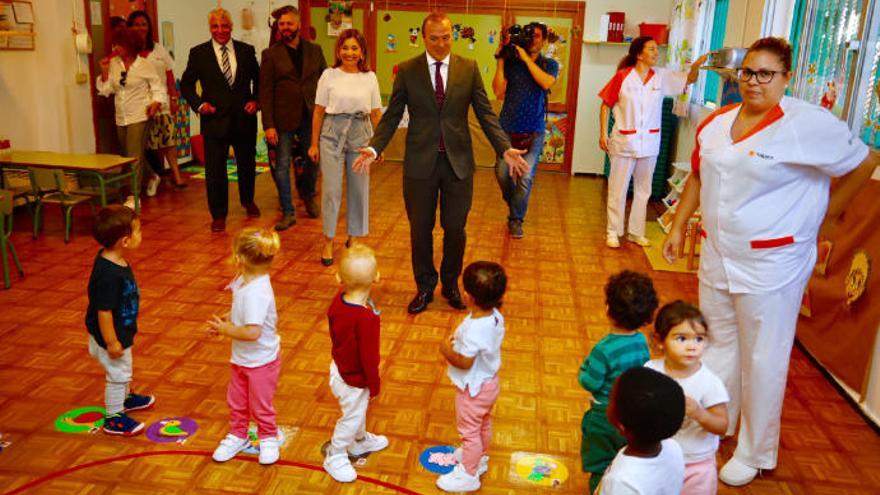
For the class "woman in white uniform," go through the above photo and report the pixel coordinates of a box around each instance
[599,37,707,248]
[663,37,878,487]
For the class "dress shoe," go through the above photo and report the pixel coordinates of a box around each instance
[274,213,297,231]
[245,203,261,218]
[441,286,467,310]
[211,218,226,232]
[407,290,434,314]
[305,197,320,218]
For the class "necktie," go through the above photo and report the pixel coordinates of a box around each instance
[221,45,233,87]
[434,61,446,152]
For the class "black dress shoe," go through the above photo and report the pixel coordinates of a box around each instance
[441,286,467,310]
[245,203,261,218]
[210,218,226,232]
[305,197,320,218]
[407,290,434,314]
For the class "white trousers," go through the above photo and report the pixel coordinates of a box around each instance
[328,362,369,454]
[606,154,657,238]
[88,335,132,415]
[700,278,807,469]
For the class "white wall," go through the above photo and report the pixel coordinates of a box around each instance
[571,0,676,174]
[0,1,94,153]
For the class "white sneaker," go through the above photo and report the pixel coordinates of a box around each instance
[627,233,651,247]
[453,447,489,476]
[606,235,620,248]
[212,433,249,462]
[146,175,160,197]
[258,436,281,465]
[348,432,389,457]
[719,457,759,486]
[324,452,357,482]
[437,463,481,492]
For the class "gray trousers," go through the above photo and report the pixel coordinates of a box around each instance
[88,335,132,415]
[116,120,151,189]
[319,113,372,238]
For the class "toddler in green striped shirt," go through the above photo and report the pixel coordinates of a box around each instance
[578,270,658,493]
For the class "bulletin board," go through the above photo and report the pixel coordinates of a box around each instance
[514,14,572,105]
[310,6,366,69]
[375,10,503,100]
[0,0,35,50]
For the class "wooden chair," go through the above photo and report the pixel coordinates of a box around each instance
[0,189,24,289]
[30,168,98,243]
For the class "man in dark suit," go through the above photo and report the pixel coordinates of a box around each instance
[354,13,528,315]
[259,5,327,231]
[180,8,260,232]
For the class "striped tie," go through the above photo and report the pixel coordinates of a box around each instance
[221,45,233,87]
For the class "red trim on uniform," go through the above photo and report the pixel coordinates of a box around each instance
[648,128,660,133]
[598,67,633,108]
[691,103,741,174]
[619,129,637,135]
[642,68,656,85]
[732,104,785,144]
[750,236,795,249]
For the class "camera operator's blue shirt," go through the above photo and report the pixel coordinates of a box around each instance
[499,55,559,133]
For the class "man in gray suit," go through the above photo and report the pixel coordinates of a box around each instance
[354,13,527,315]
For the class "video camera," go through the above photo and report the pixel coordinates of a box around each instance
[496,22,545,61]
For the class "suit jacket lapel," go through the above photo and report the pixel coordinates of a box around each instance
[232,41,244,86]
[417,54,441,114]
[300,41,312,80]
[443,55,458,112]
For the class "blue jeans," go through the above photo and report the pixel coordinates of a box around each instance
[272,114,317,215]
[494,130,545,222]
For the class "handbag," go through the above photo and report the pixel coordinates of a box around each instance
[509,131,537,151]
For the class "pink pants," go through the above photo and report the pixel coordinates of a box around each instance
[455,376,500,476]
[682,457,718,495]
[227,358,280,439]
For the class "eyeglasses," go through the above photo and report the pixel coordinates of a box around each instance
[737,68,786,84]
[120,71,127,87]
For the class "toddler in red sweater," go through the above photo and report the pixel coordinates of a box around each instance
[323,244,388,483]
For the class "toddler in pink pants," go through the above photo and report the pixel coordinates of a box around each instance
[208,228,283,466]
[437,261,507,493]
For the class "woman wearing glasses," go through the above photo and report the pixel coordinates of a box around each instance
[598,37,708,249]
[96,28,167,201]
[663,37,878,487]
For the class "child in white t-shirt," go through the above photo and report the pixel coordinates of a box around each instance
[646,301,729,494]
[437,261,507,493]
[208,228,283,465]
[598,367,686,495]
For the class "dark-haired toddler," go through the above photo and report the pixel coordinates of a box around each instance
[85,205,155,436]
[579,270,658,492]
[437,261,508,493]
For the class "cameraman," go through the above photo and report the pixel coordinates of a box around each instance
[492,22,558,239]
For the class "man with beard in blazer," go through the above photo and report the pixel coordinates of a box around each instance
[260,5,327,231]
[181,8,260,233]
[353,12,528,314]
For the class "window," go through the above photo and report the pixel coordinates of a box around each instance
[703,0,729,104]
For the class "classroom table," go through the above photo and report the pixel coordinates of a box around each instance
[0,150,140,212]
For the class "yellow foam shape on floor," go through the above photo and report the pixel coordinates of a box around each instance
[641,222,699,274]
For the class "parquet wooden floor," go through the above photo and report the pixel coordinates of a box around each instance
[0,164,877,494]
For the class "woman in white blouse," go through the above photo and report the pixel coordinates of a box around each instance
[308,29,382,265]
[96,28,167,198]
[128,10,186,193]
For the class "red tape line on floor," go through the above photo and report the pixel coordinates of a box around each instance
[4,450,423,495]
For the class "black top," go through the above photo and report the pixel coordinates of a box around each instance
[285,44,304,77]
[85,252,140,349]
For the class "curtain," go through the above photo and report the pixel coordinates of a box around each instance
[666,0,709,117]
